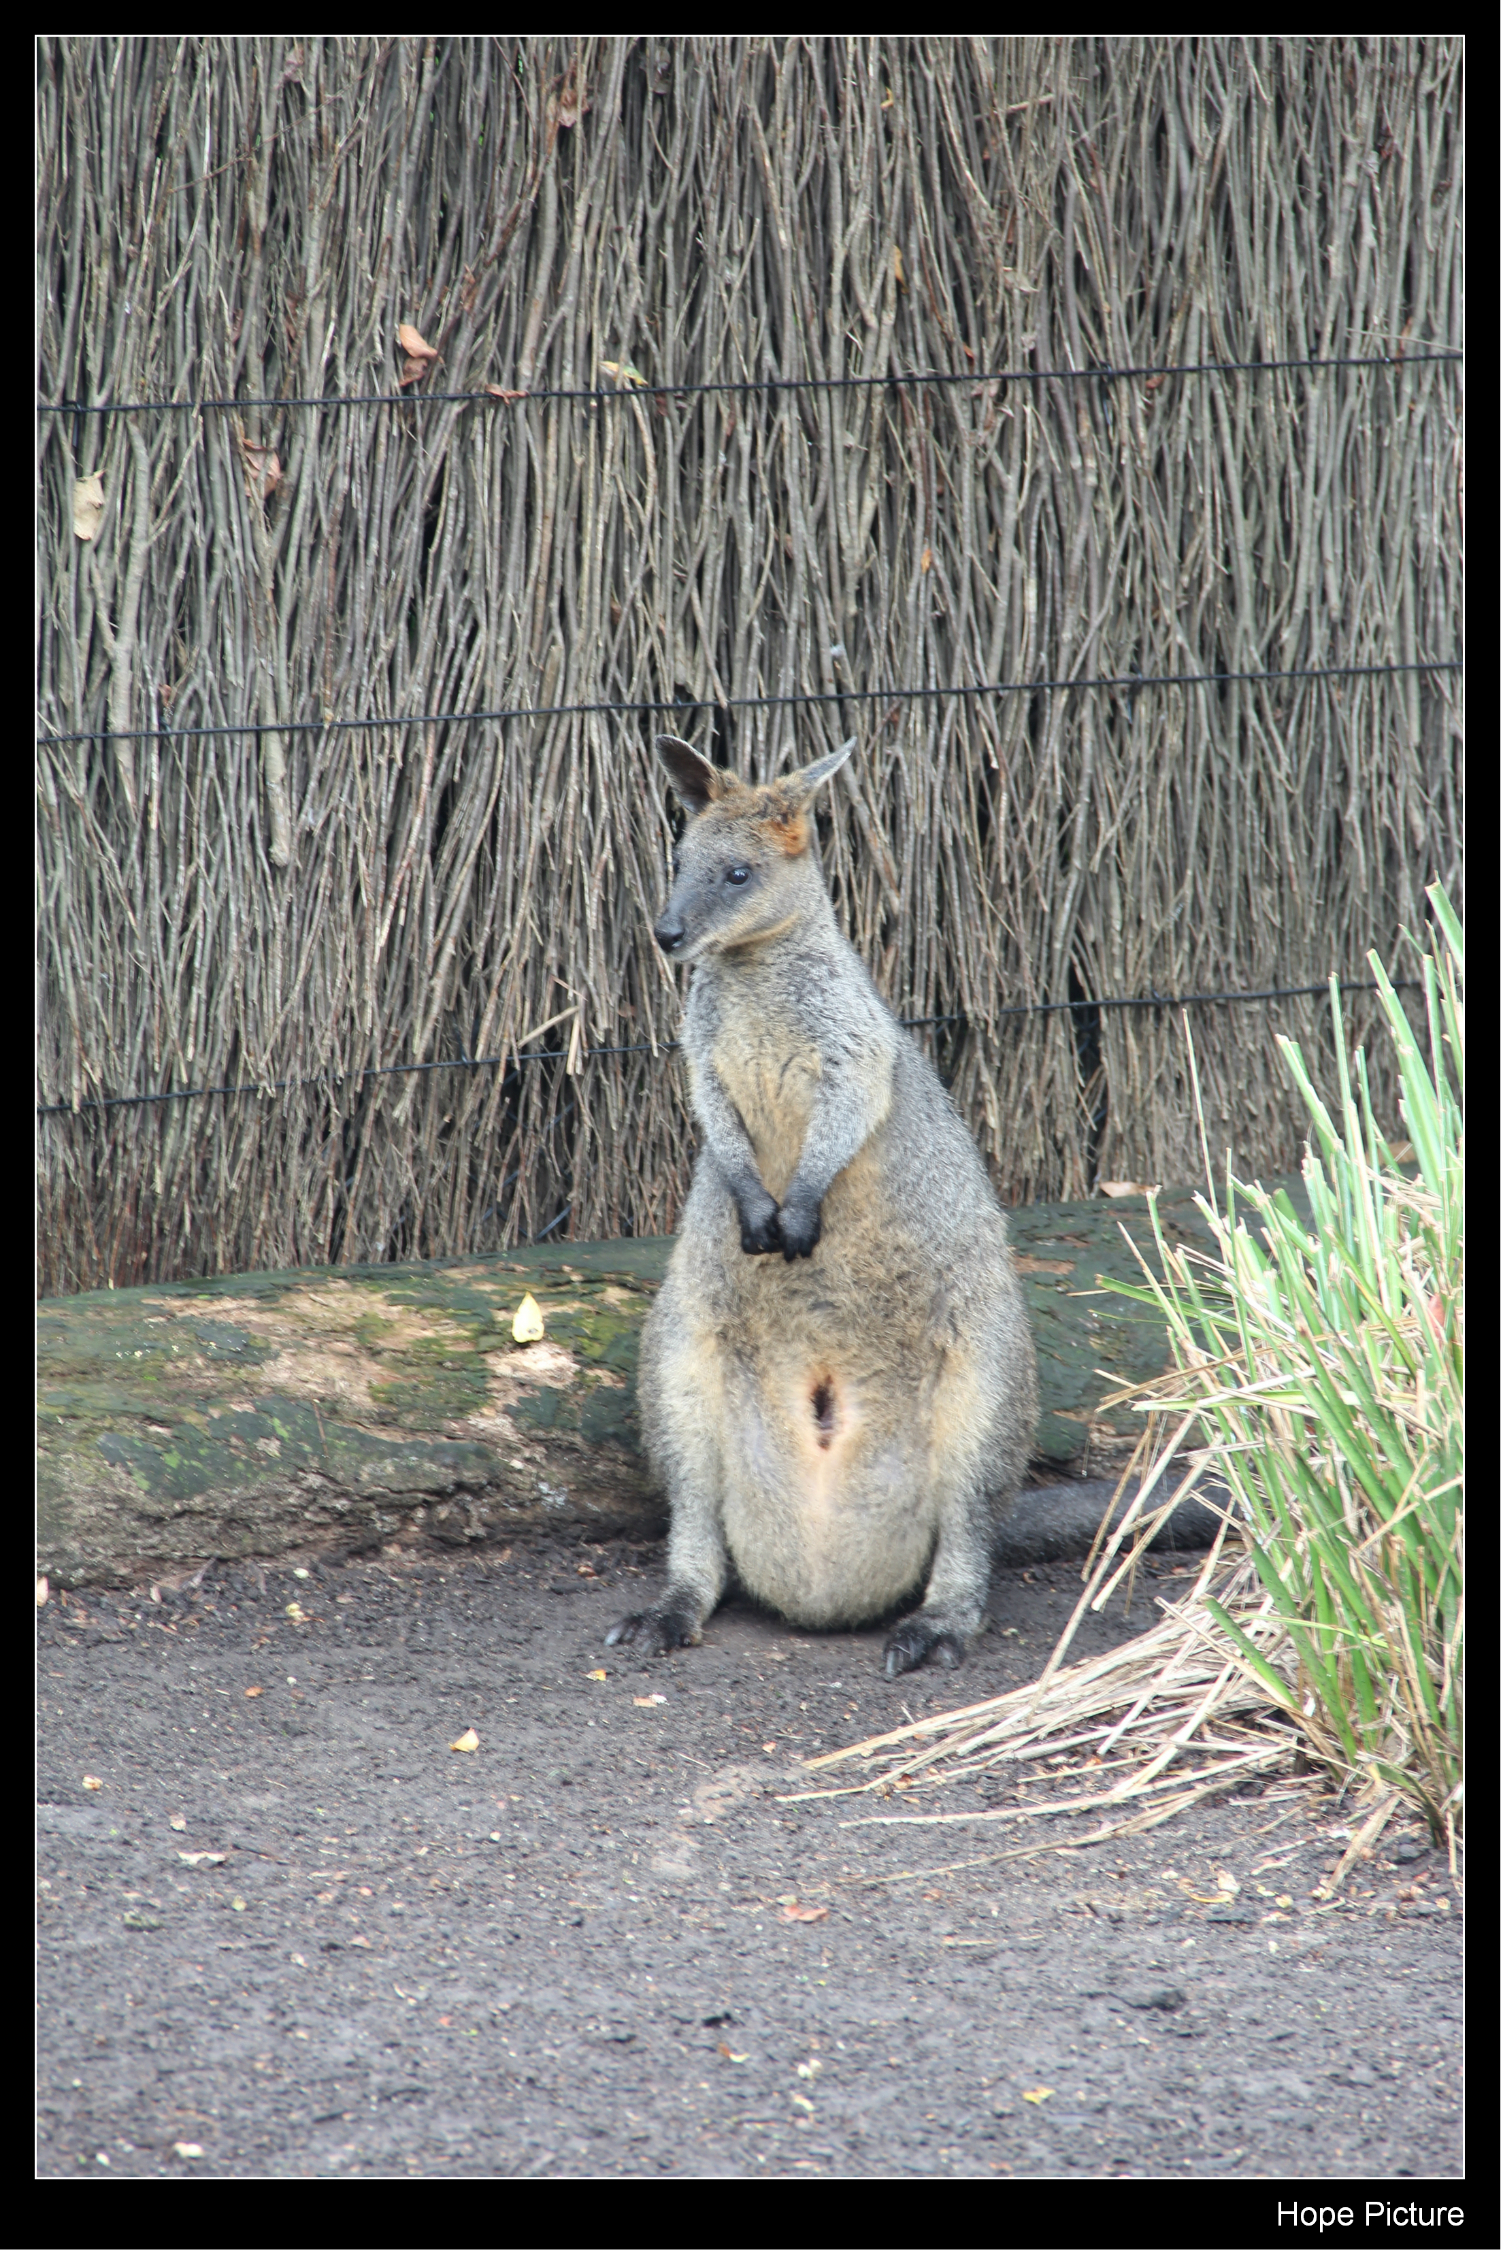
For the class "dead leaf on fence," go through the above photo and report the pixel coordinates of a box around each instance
[73,474,104,541]
[893,244,906,287]
[486,385,528,402]
[550,62,590,131]
[397,323,438,387]
[239,442,283,502]
[920,546,933,573]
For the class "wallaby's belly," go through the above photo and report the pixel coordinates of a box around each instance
[716,1282,941,1629]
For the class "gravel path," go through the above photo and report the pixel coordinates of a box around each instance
[37,1531,1462,2193]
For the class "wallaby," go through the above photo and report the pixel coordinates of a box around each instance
[607,735,1038,1677]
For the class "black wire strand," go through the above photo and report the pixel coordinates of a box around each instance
[37,346,1462,418]
[37,979,1423,1118]
[36,660,1462,749]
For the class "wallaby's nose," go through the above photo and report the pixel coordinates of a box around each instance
[654,917,686,955]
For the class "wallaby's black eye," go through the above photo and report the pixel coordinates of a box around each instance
[727,865,750,886]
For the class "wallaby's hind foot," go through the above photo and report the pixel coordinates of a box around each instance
[605,1591,705,1657]
[882,1612,969,1677]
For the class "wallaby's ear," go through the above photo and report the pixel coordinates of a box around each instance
[757,740,857,857]
[776,736,857,808]
[655,735,741,815]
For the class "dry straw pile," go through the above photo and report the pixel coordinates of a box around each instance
[37,39,1462,1292]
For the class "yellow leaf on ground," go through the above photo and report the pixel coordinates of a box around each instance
[82,1775,103,1791]
[450,1728,480,1753]
[512,1292,545,1343]
[1022,2086,1054,2104]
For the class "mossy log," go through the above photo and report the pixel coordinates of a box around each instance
[38,1186,1304,1588]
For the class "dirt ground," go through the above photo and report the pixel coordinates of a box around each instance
[36,1527,1463,2202]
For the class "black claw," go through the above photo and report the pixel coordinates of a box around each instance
[605,1605,700,1656]
[882,1621,967,1677]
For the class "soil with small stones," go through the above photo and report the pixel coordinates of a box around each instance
[37,1532,1462,2184]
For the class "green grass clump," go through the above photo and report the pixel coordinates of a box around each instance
[1106,886,1463,1848]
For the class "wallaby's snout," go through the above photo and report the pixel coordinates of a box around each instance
[653,908,688,956]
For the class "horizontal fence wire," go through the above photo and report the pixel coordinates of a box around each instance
[36,345,1464,417]
[34,662,1463,749]
[37,980,1422,1118]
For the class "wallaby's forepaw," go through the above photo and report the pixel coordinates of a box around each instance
[738,1204,782,1256]
[775,1197,822,1261]
[605,1601,703,1657]
[882,1617,968,1677]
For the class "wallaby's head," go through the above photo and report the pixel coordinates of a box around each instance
[651,735,855,962]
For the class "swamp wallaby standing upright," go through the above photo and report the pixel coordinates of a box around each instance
[607,736,1038,1676]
